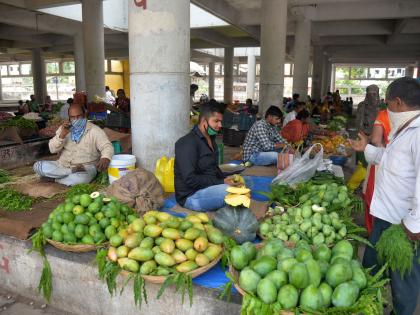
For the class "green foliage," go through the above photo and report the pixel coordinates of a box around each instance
[157,272,194,306]
[0,169,10,184]
[133,273,147,307]
[66,184,97,199]
[0,188,33,211]
[221,237,237,269]
[38,258,52,302]
[96,249,120,296]
[30,229,46,255]
[93,172,109,186]
[376,224,416,278]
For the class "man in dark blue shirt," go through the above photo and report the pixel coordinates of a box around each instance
[175,103,239,212]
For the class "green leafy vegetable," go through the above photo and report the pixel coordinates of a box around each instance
[157,272,194,306]
[66,183,97,199]
[38,258,52,302]
[0,188,33,211]
[0,169,10,184]
[376,224,416,278]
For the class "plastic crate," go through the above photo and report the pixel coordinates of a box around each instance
[106,112,131,128]
[222,128,246,147]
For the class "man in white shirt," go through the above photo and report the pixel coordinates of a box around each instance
[350,77,420,315]
[105,86,115,105]
[283,102,304,127]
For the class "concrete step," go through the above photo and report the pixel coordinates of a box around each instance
[0,234,241,315]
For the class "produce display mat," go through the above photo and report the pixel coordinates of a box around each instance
[0,198,63,240]
[12,180,67,198]
[242,165,278,177]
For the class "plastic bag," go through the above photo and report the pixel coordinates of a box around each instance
[347,161,367,191]
[154,156,175,193]
[272,143,324,185]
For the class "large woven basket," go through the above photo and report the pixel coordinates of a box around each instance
[46,239,108,253]
[120,251,223,284]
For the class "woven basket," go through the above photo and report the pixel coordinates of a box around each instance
[46,239,108,253]
[120,251,223,284]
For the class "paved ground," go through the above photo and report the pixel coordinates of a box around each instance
[0,288,75,315]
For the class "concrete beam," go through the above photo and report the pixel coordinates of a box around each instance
[191,28,236,47]
[24,0,80,9]
[0,3,81,36]
[292,1,420,21]
[313,20,394,37]
[387,19,411,44]
[191,0,260,39]
[319,35,387,46]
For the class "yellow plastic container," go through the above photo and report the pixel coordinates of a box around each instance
[155,156,175,193]
[347,162,367,191]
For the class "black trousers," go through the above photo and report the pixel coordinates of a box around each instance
[363,217,420,315]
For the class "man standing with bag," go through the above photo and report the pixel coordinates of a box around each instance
[350,77,420,315]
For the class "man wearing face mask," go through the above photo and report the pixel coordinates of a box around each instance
[33,104,114,186]
[350,77,420,315]
[175,103,240,212]
[355,85,380,135]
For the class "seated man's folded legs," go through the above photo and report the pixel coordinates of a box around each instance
[249,152,278,166]
[33,160,72,179]
[184,184,229,212]
[56,165,97,186]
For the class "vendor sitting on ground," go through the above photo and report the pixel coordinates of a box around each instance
[281,109,329,143]
[243,106,288,166]
[175,103,241,212]
[33,104,114,186]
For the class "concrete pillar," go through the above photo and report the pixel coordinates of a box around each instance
[321,55,332,98]
[405,65,414,78]
[311,45,323,102]
[246,49,256,100]
[208,62,215,99]
[224,47,234,103]
[82,0,105,101]
[292,17,311,99]
[0,72,3,101]
[31,48,46,104]
[73,32,86,92]
[259,0,288,113]
[128,0,190,171]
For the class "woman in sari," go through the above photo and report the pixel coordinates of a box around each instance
[363,109,391,234]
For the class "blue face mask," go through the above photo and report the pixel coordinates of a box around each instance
[70,118,87,143]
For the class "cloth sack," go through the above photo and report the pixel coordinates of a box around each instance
[106,167,165,214]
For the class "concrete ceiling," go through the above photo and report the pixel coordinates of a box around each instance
[0,0,418,66]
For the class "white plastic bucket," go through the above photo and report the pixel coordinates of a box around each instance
[107,154,136,184]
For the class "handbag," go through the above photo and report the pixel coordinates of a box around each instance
[277,144,295,171]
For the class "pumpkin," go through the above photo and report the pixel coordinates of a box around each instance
[213,206,258,244]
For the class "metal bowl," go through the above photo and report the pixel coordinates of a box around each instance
[219,163,245,175]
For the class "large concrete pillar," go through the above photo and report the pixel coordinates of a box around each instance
[73,32,86,92]
[128,0,190,171]
[82,0,105,101]
[208,62,215,99]
[259,0,288,113]
[311,45,323,102]
[321,55,332,98]
[224,47,234,103]
[417,61,420,79]
[32,48,46,104]
[246,49,256,100]
[292,17,311,99]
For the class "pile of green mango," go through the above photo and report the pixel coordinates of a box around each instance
[41,192,138,245]
[231,239,368,312]
[106,211,224,276]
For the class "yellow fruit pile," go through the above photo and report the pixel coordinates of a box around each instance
[315,135,350,155]
[106,211,224,275]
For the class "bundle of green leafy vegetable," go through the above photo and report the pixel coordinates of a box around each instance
[3,117,37,129]
[0,188,33,211]
[66,183,98,199]
[376,224,417,278]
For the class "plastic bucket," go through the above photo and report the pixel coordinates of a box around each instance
[108,154,136,184]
